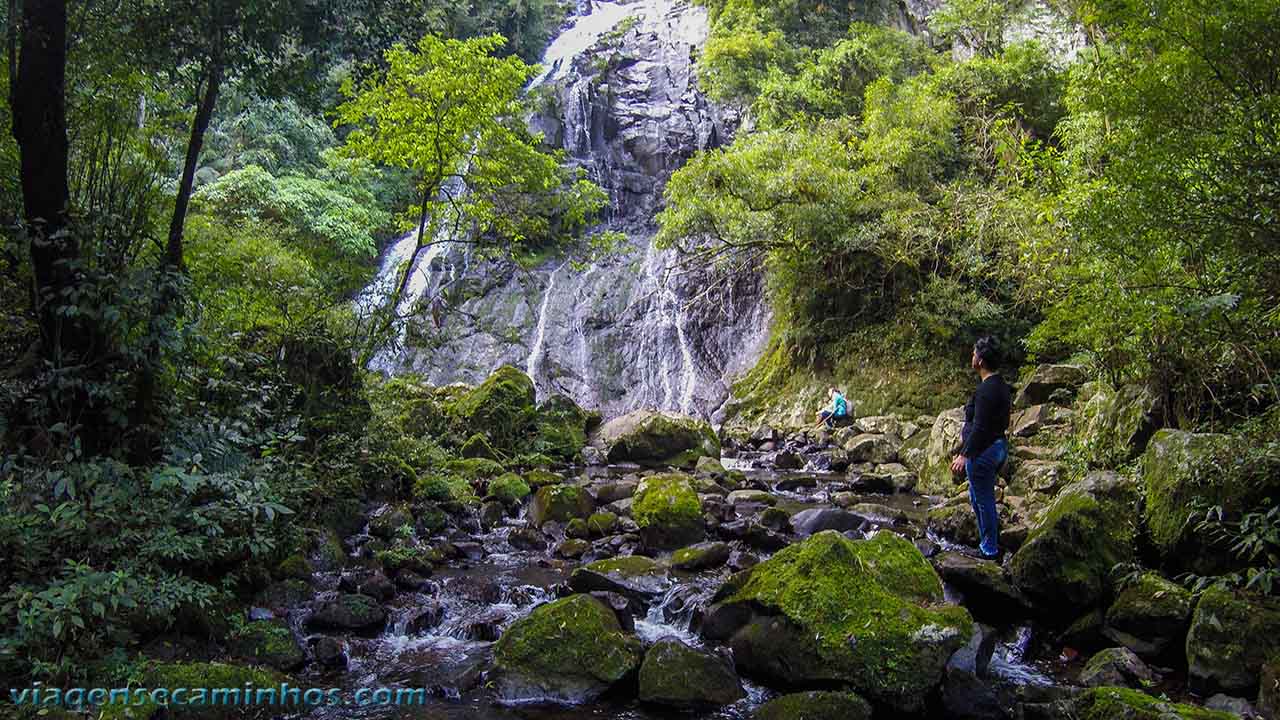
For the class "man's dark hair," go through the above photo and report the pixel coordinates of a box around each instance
[974,336,1002,370]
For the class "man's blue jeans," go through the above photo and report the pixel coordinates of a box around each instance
[965,438,1007,557]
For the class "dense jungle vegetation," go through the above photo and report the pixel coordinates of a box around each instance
[0,0,1278,706]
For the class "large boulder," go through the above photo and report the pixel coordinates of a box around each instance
[700,531,972,714]
[306,593,387,632]
[1103,572,1194,661]
[1009,471,1137,619]
[932,552,1031,623]
[535,394,593,462]
[448,365,536,449]
[843,433,900,464]
[919,407,966,495]
[1080,647,1159,688]
[1075,382,1163,467]
[227,621,305,671]
[752,691,873,720]
[632,473,704,549]
[1141,430,1275,574]
[1014,364,1088,408]
[1069,687,1235,720]
[1186,586,1280,695]
[569,556,668,606]
[529,483,595,526]
[491,594,644,704]
[638,637,745,708]
[590,410,720,468]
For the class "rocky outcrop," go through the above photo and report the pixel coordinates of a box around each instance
[1014,364,1088,408]
[1075,382,1163,467]
[700,531,972,714]
[491,594,643,704]
[1141,430,1274,574]
[1103,572,1193,661]
[638,637,745,708]
[591,411,720,468]
[1009,472,1137,619]
[919,407,966,495]
[1185,586,1280,696]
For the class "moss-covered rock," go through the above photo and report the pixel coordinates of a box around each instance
[672,541,732,571]
[1009,471,1137,619]
[752,691,873,720]
[1075,382,1163,467]
[1071,686,1234,720]
[535,394,591,462]
[414,473,473,505]
[632,473,704,549]
[701,531,972,714]
[1015,364,1089,408]
[487,472,531,506]
[638,637,745,708]
[1103,572,1193,661]
[1079,647,1158,688]
[228,621,305,671]
[461,432,500,460]
[586,511,618,537]
[98,661,291,719]
[1186,586,1280,695]
[447,365,536,451]
[695,455,727,476]
[306,593,386,632]
[529,483,595,526]
[1141,430,1274,574]
[367,503,413,539]
[491,594,643,704]
[524,468,562,488]
[591,410,720,468]
[919,407,966,496]
[569,555,668,604]
[273,554,312,581]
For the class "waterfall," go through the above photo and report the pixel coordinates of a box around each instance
[356,0,772,421]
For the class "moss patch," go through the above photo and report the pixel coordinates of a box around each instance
[530,483,594,526]
[447,365,536,452]
[98,661,291,719]
[1074,687,1234,720]
[632,473,704,549]
[487,472,531,506]
[753,691,873,720]
[228,621,304,671]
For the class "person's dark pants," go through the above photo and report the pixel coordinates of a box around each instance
[819,410,846,428]
[965,438,1007,558]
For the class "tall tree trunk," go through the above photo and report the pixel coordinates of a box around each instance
[11,0,81,359]
[165,59,221,271]
[129,59,223,458]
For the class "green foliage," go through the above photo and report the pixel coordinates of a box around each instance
[929,0,1027,57]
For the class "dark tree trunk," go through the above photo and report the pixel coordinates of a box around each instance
[165,59,222,271]
[10,0,82,359]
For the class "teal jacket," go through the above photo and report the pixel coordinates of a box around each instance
[832,393,848,417]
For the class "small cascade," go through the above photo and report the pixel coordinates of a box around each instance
[525,260,569,397]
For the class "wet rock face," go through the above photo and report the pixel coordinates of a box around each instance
[365,0,770,422]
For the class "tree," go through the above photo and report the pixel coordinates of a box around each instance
[335,33,607,324]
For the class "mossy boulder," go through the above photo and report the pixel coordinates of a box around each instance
[273,554,312,581]
[1009,471,1137,619]
[672,541,732,571]
[1014,364,1089,408]
[701,531,972,714]
[461,432,500,460]
[752,691,873,720]
[367,503,414,539]
[1186,586,1280,695]
[448,365,536,450]
[1075,382,1163,467]
[638,637,745,708]
[524,468,562,488]
[569,555,668,604]
[445,457,505,482]
[98,661,291,719]
[529,483,595,526]
[535,394,592,462]
[1141,430,1275,574]
[228,621,305,671]
[632,473,704,549]
[1079,647,1158,688]
[491,594,643,704]
[591,410,720,468]
[1070,687,1234,720]
[696,455,727,476]
[586,511,618,536]
[919,407,966,496]
[306,593,386,632]
[487,472,531,506]
[1103,572,1193,661]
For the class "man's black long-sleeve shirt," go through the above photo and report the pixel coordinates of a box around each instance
[961,374,1012,458]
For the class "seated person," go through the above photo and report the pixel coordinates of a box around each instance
[815,387,849,428]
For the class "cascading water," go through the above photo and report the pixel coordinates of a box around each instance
[358,0,771,421]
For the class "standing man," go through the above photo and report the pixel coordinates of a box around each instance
[950,336,1012,561]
